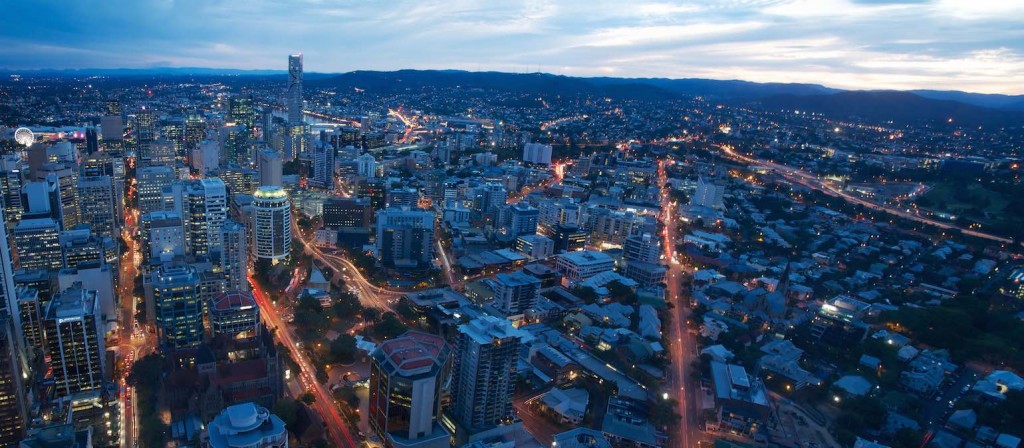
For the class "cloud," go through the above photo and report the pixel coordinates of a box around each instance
[0,0,1020,93]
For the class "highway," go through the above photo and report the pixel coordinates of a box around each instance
[659,159,704,448]
[250,275,358,448]
[720,145,1014,245]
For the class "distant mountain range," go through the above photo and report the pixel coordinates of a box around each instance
[5,67,1023,127]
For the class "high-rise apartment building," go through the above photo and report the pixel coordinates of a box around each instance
[693,176,726,210]
[493,271,541,316]
[311,141,335,189]
[369,331,452,448]
[221,220,248,292]
[251,187,291,263]
[450,316,529,440]
[508,202,539,237]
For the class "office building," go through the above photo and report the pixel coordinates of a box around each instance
[193,140,220,174]
[140,212,185,266]
[355,153,378,179]
[57,262,116,330]
[140,140,176,167]
[81,152,125,223]
[228,95,256,130]
[186,178,228,258]
[184,113,206,150]
[218,164,259,196]
[137,165,177,216]
[693,176,726,210]
[0,156,28,225]
[322,197,373,229]
[219,124,250,167]
[311,141,334,189]
[473,183,507,220]
[59,229,117,270]
[209,291,260,340]
[522,142,552,166]
[221,220,248,293]
[258,150,282,187]
[251,187,291,263]
[450,316,529,439]
[135,107,156,142]
[369,331,452,448]
[555,251,615,283]
[205,402,288,448]
[13,218,63,271]
[45,286,105,397]
[151,262,203,350]
[387,186,419,208]
[0,315,27,446]
[493,271,541,316]
[76,176,117,239]
[100,115,124,143]
[623,233,661,264]
[375,207,434,270]
[508,202,538,237]
[551,224,587,253]
[16,286,44,354]
[514,234,554,260]
[287,54,303,126]
[35,164,79,230]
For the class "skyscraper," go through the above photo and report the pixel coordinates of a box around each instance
[77,176,117,239]
[450,315,530,441]
[508,202,539,237]
[45,286,105,397]
[137,165,176,216]
[13,218,63,271]
[228,94,256,130]
[35,163,79,230]
[221,219,248,293]
[369,331,452,448]
[140,211,185,266]
[186,178,228,258]
[0,315,27,446]
[252,187,291,263]
[375,207,434,270]
[311,141,335,189]
[287,54,303,126]
[208,290,260,340]
[258,150,283,187]
[150,261,203,350]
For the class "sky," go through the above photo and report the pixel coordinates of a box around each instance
[2,0,1023,94]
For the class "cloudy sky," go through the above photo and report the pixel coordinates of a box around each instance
[2,0,1022,93]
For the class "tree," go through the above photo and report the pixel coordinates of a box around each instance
[301,392,317,405]
[332,293,364,320]
[649,398,681,428]
[606,280,638,306]
[330,334,358,364]
[372,312,408,340]
[273,398,301,432]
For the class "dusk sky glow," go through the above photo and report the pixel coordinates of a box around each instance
[2,0,1023,94]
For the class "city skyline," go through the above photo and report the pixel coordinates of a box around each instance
[2,0,1023,94]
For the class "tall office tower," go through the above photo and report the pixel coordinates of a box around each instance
[0,156,28,226]
[20,181,61,225]
[251,187,291,263]
[184,113,206,151]
[84,128,99,155]
[359,178,388,209]
[59,229,117,270]
[287,54,303,125]
[219,124,250,167]
[16,286,44,353]
[369,331,452,448]
[218,164,259,196]
[221,220,248,292]
[258,150,283,187]
[474,182,507,221]
[193,139,220,174]
[375,207,434,270]
[162,120,185,161]
[57,263,116,330]
[261,108,274,143]
[285,124,307,162]
[493,271,541,316]
[76,176,117,239]
[693,176,726,210]
[228,95,256,130]
[80,151,126,222]
[0,315,27,446]
[13,218,63,271]
[355,153,378,179]
[140,140,176,167]
[100,115,124,144]
[450,316,529,440]
[140,211,185,266]
[311,141,335,189]
[35,164,79,230]
[150,261,202,350]
[137,165,176,216]
[508,202,539,237]
[135,107,156,142]
[186,178,228,258]
[208,291,260,340]
[45,286,105,397]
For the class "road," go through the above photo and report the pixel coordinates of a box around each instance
[720,145,1014,245]
[118,200,155,448]
[659,159,704,448]
[250,275,358,448]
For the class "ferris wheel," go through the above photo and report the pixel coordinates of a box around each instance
[14,127,34,146]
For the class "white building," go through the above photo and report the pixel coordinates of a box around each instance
[555,251,615,283]
[522,142,552,166]
[693,176,726,210]
[355,153,378,179]
[205,402,288,448]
